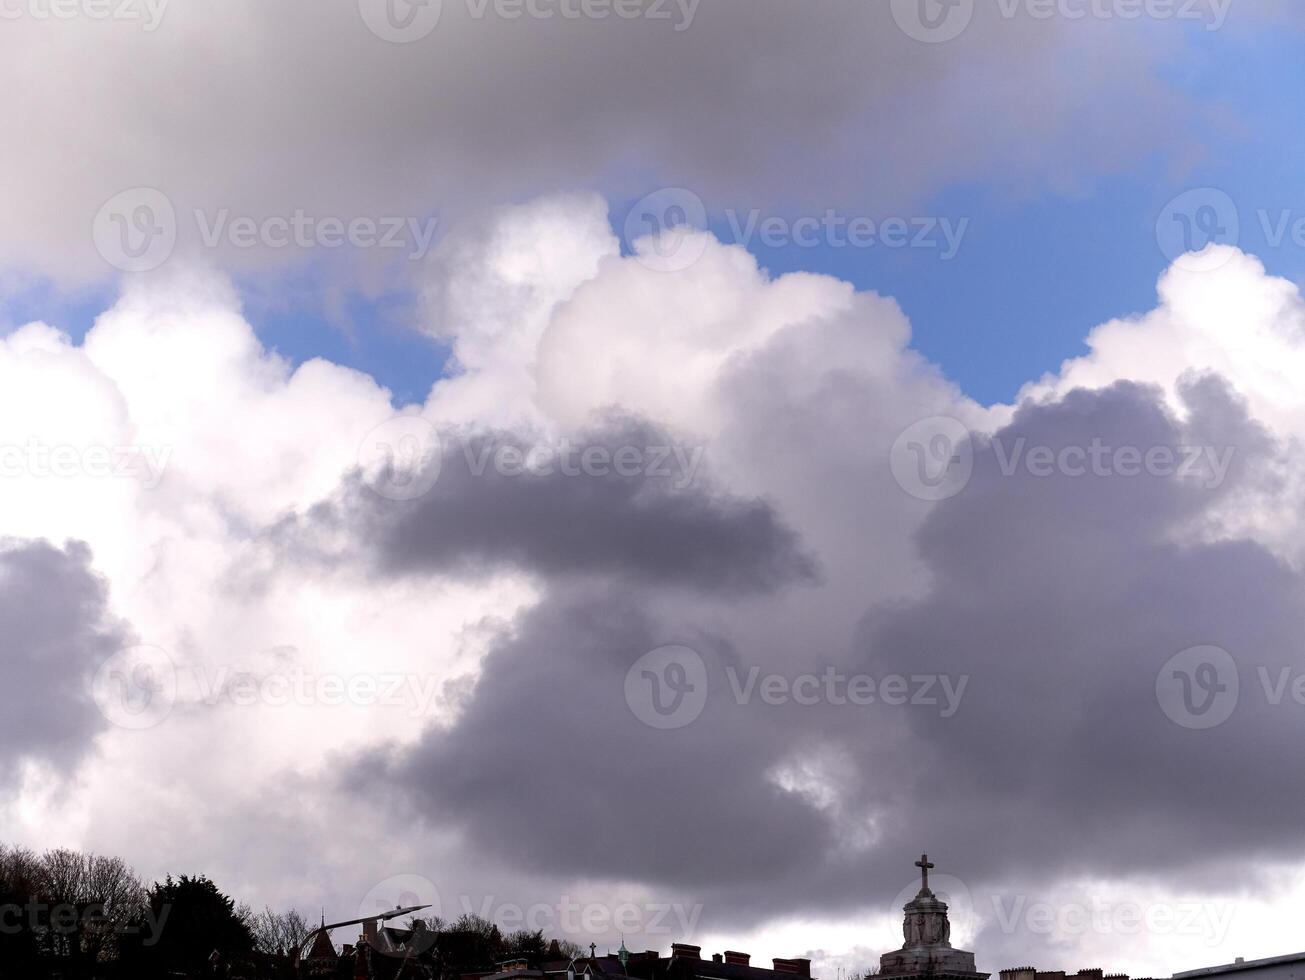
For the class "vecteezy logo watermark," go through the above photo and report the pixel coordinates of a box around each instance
[891,417,1237,502]
[890,874,975,937]
[0,439,171,488]
[623,188,710,273]
[890,417,975,502]
[891,0,974,43]
[358,416,444,502]
[92,189,441,272]
[0,0,168,30]
[625,645,709,730]
[1156,645,1239,730]
[358,875,442,955]
[623,188,970,273]
[92,188,177,274]
[91,645,177,731]
[358,0,443,42]
[1156,187,1240,272]
[359,0,698,41]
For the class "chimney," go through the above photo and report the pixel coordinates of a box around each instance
[713,954,724,963]
[773,959,811,978]
[672,944,702,960]
[725,952,751,967]
[363,918,379,945]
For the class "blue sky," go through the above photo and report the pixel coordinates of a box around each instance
[246,20,1305,407]
[6,10,1303,409]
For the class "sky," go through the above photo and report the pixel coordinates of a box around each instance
[4,1,1305,977]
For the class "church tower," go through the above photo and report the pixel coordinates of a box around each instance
[877,855,990,980]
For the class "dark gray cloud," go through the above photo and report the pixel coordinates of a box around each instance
[279,419,818,595]
[0,0,1211,282]
[354,585,835,888]
[0,538,125,786]
[345,376,1305,955]
[839,377,1305,965]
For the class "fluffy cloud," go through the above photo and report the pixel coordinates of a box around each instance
[8,196,1305,978]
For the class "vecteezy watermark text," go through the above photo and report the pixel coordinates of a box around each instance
[989,894,1235,944]
[722,209,968,259]
[358,874,704,957]
[887,874,1234,946]
[452,894,703,937]
[0,901,171,945]
[891,0,1230,44]
[0,439,171,489]
[624,645,969,730]
[990,437,1234,485]
[623,188,969,273]
[457,437,705,488]
[890,417,1235,502]
[192,667,441,719]
[357,0,699,43]
[358,416,707,501]
[91,646,443,731]
[92,187,440,272]
[0,0,168,29]
[724,665,968,716]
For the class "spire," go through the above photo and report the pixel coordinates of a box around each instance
[308,926,338,963]
[618,936,630,973]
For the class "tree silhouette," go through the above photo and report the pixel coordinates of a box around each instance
[135,874,254,977]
